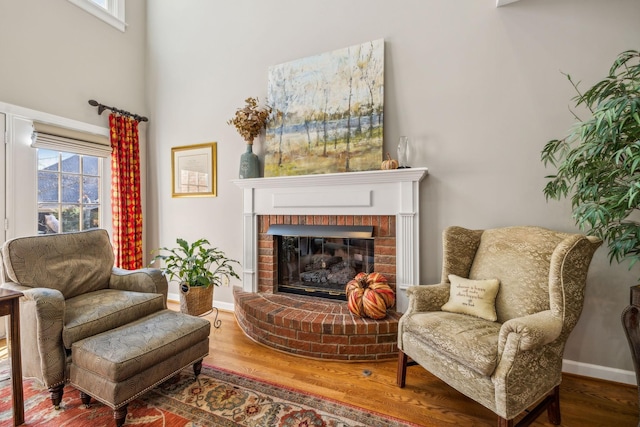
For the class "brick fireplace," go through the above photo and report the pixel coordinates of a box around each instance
[257,214,397,296]
[233,168,428,360]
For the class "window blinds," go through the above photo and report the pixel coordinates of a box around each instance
[31,122,111,158]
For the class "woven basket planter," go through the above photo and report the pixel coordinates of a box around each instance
[179,283,213,316]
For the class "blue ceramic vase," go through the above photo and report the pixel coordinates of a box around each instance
[239,143,259,179]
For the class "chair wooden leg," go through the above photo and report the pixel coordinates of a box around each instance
[114,404,128,427]
[80,391,92,408]
[547,385,561,425]
[48,384,64,409]
[397,350,408,387]
[503,385,561,427]
[193,359,203,378]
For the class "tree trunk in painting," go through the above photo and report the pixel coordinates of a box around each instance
[345,58,353,172]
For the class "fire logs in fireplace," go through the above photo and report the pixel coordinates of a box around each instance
[268,225,374,300]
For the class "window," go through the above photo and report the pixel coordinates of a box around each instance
[37,149,102,234]
[32,119,110,236]
[90,0,108,8]
[68,0,126,32]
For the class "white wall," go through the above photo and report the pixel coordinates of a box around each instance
[0,0,147,127]
[0,0,148,247]
[146,0,640,380]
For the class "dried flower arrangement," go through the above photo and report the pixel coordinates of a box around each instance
[227,97,272,144]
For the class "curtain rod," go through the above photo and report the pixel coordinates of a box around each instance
[88,99,149,122]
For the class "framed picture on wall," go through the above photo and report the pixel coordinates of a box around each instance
[171,142,217,197]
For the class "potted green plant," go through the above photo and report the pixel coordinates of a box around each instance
[151,238,240,316]
[541,49,640,412]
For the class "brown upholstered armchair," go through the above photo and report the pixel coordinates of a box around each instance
[0,229,168,408]
[397,226,602,427]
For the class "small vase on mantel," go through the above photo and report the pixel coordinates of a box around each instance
[239,143,259,179]
[397,136,411,169]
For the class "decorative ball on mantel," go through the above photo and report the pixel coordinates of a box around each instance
[346,272,396,319]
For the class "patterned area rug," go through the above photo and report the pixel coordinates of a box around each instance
[0,364,418,426]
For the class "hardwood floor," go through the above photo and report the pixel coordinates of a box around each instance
[189,303,639,427]
[1,303,635,426]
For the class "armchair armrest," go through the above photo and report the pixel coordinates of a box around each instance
[1,282,66,388]
[109,267,169,299]
[498,310,563,354]
[405,283,451,315]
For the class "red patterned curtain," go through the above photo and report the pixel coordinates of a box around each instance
[109,113,143,269]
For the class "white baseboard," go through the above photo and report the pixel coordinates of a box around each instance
[213,300,234,312]
[563,359,637,385]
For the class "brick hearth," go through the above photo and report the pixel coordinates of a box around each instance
[231,213,400,361]
[234,288,400,361]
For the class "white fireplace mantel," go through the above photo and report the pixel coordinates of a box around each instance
[232,167,428,312]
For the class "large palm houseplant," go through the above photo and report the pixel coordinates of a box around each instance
[151,238,240,318]
[541,49,640,412]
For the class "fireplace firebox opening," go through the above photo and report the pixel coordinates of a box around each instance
[267,224,374,300]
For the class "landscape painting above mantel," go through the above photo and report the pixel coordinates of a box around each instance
[265,39,384,177]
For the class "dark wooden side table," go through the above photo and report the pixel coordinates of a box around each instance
[0,289,24,426]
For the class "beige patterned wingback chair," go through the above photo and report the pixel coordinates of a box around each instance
[397,226,602,427]
[0,229,168,408]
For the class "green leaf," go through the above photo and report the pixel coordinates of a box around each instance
[543,50,640,279]
[148,238,241,288]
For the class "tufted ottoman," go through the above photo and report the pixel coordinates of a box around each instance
[69,309,210,426]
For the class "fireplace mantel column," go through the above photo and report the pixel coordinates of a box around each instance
[240,186,258,293]
[396,179,422,310]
